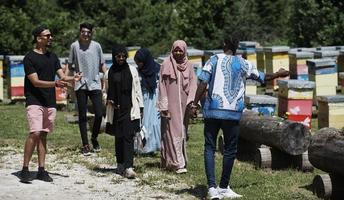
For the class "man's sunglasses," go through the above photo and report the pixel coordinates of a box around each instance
[40,34,53,38]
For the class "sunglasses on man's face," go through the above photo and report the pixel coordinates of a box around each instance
[40,34,53,38]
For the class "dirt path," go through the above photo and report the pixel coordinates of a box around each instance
[0,146,195,200]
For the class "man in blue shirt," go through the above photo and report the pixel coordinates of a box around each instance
[192,36,288,199]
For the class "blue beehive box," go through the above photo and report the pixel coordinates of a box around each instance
[307,58,337,75]
[245,95,278,116]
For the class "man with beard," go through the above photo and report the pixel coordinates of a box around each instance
[20,25,81,183]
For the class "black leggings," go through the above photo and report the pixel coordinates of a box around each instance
[76,89,103,146]
[115,119,140,169]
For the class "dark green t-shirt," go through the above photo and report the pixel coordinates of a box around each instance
[24,50,61,108]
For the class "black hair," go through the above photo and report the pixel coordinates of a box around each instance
[223,34,240,55]
[32,24,49,44]
[79,22,93,32]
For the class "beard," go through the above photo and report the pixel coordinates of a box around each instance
[46,41,52,48]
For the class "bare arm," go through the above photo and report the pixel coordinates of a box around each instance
[101,63,108,74]
[27,73,56,88]
[193,82,207,105]
[264,68,289,81]
[56,68,81,82]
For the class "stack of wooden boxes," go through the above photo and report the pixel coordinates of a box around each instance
[307,59,337,98]
[289,51,314,81]
[8,55,25,101]
[277,80,315,128]
[318,95,344,129]
[245,94,277,116]
[264,46,290,90]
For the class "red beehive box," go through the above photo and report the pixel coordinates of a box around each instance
[278,97,313,117]
[287,114,312,128]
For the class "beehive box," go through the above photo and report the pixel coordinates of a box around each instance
[277,80,314,128]
[245,79,261,95]
[264,46,290,89]
[127,46,140,59]
[264,46,290,72]
[316,46,337,51]
[314,50,340,60]
[318,95,344,129]
[289,51,313,81]
[307,59,337,97]
[245,94,277,116]
[278,80,315,99]
[7,55,25,100]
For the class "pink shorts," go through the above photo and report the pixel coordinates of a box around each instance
[26,105,57,133]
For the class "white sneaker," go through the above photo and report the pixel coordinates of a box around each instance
[217,187,242,199]
[208,187,220,200]
[176,168,187,174]
[124,167,137,179]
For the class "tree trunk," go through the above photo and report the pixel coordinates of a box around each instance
[239,110,311,155]
[308,128,344,176]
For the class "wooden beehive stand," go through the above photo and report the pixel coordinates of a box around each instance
[309,128,344,199]
[217,110,313,172]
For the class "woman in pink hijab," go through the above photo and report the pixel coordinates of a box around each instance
[158,40,197,174]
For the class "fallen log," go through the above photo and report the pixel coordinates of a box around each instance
[239,110,311,155]
[308,128,344,176]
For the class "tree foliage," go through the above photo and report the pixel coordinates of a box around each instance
[0,0,343,56]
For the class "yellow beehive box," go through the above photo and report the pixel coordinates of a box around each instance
[245,85,257,95]
[315,86,337,97]
[318,95,344,129]
[278,80,315,99]
[309,73,338,86]
[245,79,261,95]
[264,46,290,73]
[127,46,140,59]
[10,77,24,87]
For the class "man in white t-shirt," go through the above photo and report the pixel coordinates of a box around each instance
[67,22,108,156]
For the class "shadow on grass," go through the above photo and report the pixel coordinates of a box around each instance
[299,183,313,192]
[174,184,207,199]
[12,170,69,184]
[143,161,161,169]
[92,167,116,173]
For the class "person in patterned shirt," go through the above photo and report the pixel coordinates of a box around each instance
[192,35,289,200]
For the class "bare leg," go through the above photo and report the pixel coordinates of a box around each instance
[37,132,47,167]
[23,132,40,167]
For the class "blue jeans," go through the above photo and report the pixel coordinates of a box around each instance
[204,118,240,188]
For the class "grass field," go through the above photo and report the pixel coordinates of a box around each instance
[0,104,321,199]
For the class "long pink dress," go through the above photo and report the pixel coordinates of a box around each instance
[158,41,197,171]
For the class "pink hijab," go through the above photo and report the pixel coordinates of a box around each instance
[161,40,190,80]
